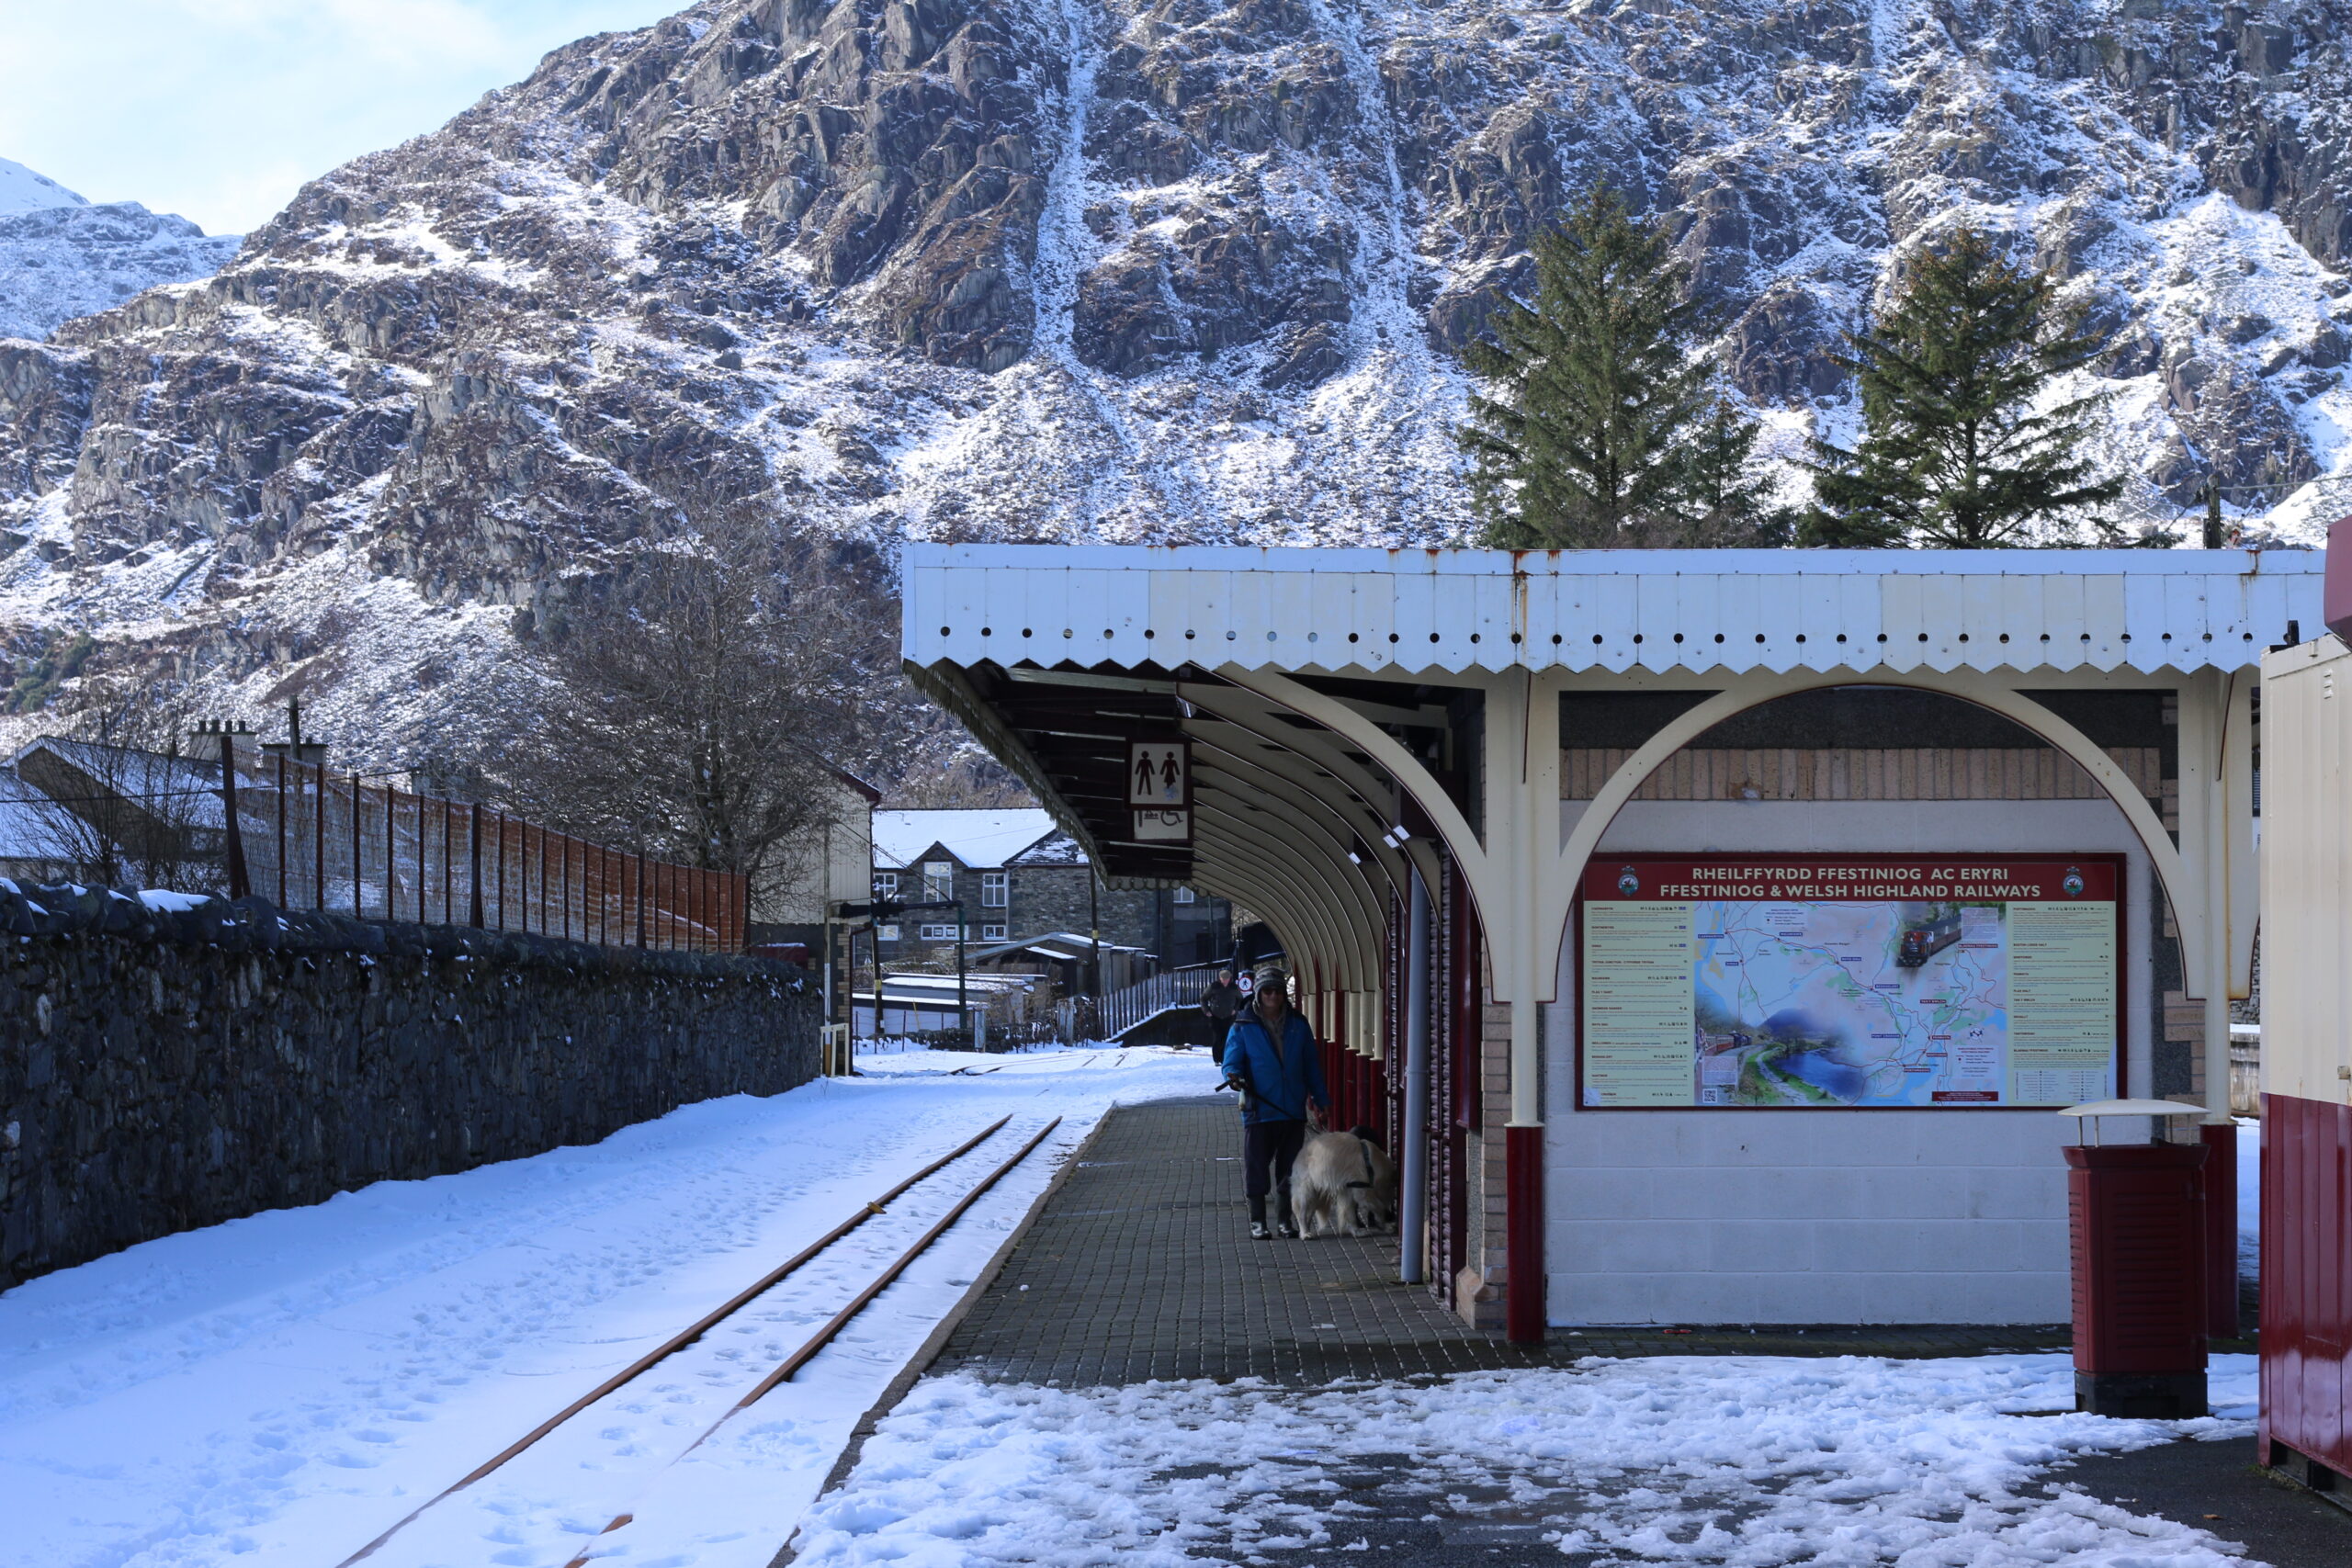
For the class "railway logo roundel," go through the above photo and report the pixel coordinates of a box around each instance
[1616,865,1641,896]
[2062,866,2086,897]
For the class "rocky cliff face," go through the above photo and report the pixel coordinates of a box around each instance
[1,0,2347,764]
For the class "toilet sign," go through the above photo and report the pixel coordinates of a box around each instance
[1129,739,1190,843]
[1127,740,1189,807]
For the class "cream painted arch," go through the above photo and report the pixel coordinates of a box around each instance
[1196,849,1370,1055]
[1185,845,1320,991]
[1180,683,1448,897]
[1191,800,1383,993]
[1189,808,1364,990]
[1538,667,2205,998]
[1188,739,1415,911]
[1215,667,1502,924]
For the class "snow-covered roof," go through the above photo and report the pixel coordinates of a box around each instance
[11,737,226,827]
[969,931,1152,963]
[1007,831,1086,865]
[872,808,1057,870]
[904,545,2324,677]
[0,765,61,858]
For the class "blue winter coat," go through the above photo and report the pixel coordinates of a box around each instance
[1221,1010,1329,1125]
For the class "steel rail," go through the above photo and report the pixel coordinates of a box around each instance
[332,1115,1014,1568]
[560,1116,1067,1568]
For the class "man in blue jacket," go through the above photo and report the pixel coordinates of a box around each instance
[1220,963,1329,1240]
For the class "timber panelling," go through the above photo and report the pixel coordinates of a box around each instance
[1562,746,2164,803]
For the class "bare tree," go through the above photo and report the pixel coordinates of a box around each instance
[15,685,221,892]
[495,535,894,899]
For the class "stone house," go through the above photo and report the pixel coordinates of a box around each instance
[871,807,1231,974]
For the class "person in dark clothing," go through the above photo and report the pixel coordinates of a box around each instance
[1220,963,1329,1240]
[1194,967,1243,1052]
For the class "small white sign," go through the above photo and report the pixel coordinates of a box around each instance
[1134,808,1191,842]
[1128,740,1188,807]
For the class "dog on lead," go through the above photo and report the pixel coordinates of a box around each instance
[1290,1126,1398,1237]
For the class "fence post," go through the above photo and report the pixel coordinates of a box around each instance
[219,730,250,899]
[384,786,396,920]
[274,753,287,906]
[469,806,484,927]
[351,771,362,919]
[312,761,325,910]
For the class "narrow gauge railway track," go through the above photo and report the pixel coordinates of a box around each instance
[334,1114,1063,1568]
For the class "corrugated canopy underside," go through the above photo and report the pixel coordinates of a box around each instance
[905,546,2323,677]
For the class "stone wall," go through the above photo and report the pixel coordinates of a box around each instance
[0,882,818,1290]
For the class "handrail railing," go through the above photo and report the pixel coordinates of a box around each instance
[1095,960,1222,1039]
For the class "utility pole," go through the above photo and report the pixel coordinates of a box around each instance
[2203,474,2225,550]
[956,897,968,1047]
[204,719,254,899]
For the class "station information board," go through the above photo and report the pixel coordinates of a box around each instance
[1579,856,2120,1109]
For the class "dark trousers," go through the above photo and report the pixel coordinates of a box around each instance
[1242,1119,1307,1200]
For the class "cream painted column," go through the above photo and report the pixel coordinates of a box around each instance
[1478,668,1562,1345]
[2177,670,2245,1123]
[1479,669,1563,1128]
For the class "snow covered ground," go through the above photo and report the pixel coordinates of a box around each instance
[794,1354,2262,1567]
[0,1060,2283,1568]
[0,1043,1218,1568]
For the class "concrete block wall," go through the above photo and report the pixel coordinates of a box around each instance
[0,883,818,1290]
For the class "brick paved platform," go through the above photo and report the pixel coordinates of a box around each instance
[935,1098,2070,1388]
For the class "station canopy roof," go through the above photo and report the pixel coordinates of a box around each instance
[907,546,2320,679]
[902,545,2324,886]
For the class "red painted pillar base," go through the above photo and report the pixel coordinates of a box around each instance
[1506,1124,1544,1344]
[2202,1122,2240,1339]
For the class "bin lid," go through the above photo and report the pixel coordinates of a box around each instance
[2054,1098,2204,1117]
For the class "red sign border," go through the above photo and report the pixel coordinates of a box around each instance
[1573,852,2129,1111]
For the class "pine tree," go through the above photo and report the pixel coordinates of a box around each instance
[1804,228,2120,547]
[1667,397,1795,547]
[1460,186,1755,548]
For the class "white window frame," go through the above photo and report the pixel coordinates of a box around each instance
[980,870,1008,908]
[919,921,960,941]
[1172,886,1196,904]
[981,922,1008,942]
[876,923,900,942]
[922,861,954,901]
[874,872,899,898]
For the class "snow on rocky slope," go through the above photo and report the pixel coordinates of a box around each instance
[0,0,2348,766]
[0,157,89,214]
[0,157,242,342]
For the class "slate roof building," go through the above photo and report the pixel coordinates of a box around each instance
[870,807,1231,973]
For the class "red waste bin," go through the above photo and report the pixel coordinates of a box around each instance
[2066,1142,2210,1417]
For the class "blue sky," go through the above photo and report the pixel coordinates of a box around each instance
[0,0,681,234]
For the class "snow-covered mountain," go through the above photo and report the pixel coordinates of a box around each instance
[0,157,89,214]
[0,157,242,342]
[0,0,2347,769]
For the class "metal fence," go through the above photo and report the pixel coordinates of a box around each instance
[1094,961,1221,1039]
[220,743,747,952]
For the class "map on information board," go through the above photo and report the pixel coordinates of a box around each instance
[1580,858,2118,1109]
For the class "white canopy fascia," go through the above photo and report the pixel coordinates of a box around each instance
[904,545,2321,678]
